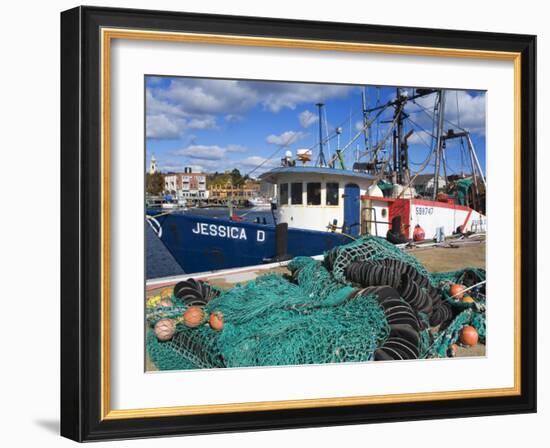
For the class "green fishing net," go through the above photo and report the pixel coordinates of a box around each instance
[326,235,430,282]
[424,309,486,358]
[146,235,486,370]
[432,268,487,310]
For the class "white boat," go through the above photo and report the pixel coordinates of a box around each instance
[247,197,272,210]
[260,166,486,241]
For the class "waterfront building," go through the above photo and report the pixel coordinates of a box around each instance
[208,179,261,201]
[164,167,209,201]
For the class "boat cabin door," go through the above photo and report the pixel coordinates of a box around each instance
[343,183,361,237]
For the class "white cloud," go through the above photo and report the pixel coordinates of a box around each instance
[172,143,248,161]
[146,114,217,139]
[146,91,218,138]
[156,79,258,115]
[252,83,354,112]
[406,90,486,135]
[239,156,281,170]
[146,90,186,117]
[445,90,486,134]
[266,130,305,146]
[146,114,185,139]
[407,130,433,146]
[299,110,318,128]
[174,145,226,160]
[146,79,356,141]
[187,116,217,129]
[227,144,248,153]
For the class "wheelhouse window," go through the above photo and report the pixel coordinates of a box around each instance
[279,183,289,205]
[291,182,303,205]
[326,182,339,205]
[307,182,321,205]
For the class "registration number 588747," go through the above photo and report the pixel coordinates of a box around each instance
[415,206,434,216]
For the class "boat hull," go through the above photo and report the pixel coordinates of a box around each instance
[149,212,350,274]
[362,196,486,239]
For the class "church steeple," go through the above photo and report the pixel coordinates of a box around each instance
[149,154,157,174]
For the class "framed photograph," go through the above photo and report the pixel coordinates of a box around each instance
[61,6,536,441]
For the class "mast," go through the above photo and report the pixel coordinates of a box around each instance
[441,129,485,212]
[433,90,446,200]
[465,133,486,186]
[391,88,399,183]
[316,103,327,167]
[392,88,410,185]
[397,88,404,184]
[361,88,369,154]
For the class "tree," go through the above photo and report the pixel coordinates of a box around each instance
[146,172,164,195]
[230,168,247,186]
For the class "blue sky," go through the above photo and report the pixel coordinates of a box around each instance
[145,76,486,178]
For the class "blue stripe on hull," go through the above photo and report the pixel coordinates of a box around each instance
[153,213,350,274]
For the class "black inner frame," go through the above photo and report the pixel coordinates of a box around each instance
[61,6,536,442]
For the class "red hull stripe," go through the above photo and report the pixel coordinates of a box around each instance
[388,199,411,237]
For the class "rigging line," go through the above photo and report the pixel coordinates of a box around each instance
[456,91,467,174]
[406,115,437,140]
[331,102,397,166]
[246,97,392,177]
[324,106,331,159]
[364,104,397,158]
[245,132,300,177]
[405,131,435,166]
[413,98,467,133]
[395,143,436,199]
[375,87,381,145]
[401,116,436,165]
[455,91,461,129]
[246,118,341,177]
[313,104,370,155]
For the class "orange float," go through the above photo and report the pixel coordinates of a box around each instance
[459,325,479,346]
[183,306,205,328]
[209,311,224,331]
[450,283,465,300]
[461,295,475,304]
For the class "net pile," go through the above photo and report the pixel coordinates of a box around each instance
[146,235,486,370]
[324,235,429,282]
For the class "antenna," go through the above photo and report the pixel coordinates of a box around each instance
[316,103,327,167]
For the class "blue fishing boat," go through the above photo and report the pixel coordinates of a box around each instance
[147,166,376,274]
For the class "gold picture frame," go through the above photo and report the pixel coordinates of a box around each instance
[61,6,536,441]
